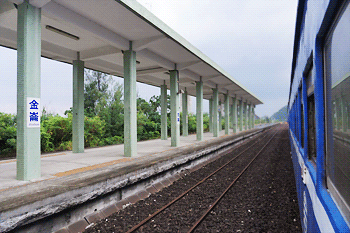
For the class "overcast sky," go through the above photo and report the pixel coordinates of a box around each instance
[0,0,298,117]
[137,0,298,117]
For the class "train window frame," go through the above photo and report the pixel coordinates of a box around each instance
[305,66,317,163]
[324,0,350,225]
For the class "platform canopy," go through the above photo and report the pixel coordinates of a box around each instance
[0,0,262,105]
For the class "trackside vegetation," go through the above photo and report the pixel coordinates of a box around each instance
[0,70,210,159]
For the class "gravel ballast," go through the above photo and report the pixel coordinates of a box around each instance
[84,124,301,232]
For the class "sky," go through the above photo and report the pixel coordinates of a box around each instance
[0,0,298,117]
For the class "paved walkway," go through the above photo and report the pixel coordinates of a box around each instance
[0,129,239,192]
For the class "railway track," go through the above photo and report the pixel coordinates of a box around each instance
[123,126,281,233]
[84,124,301,232]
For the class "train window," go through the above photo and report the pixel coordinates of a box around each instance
[306,68,317,161]
[324,1,350,220]
[307,93,316,161]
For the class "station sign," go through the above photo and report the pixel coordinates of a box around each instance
[27,97,40,128]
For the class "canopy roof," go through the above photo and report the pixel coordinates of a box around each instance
[0,0,263,105]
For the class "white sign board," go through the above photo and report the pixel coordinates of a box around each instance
[177,112,180,124]
[27,97,40,128]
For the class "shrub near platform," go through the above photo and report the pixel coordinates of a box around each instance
[0,113,16,158]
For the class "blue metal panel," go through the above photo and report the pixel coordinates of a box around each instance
[302,77,308,159]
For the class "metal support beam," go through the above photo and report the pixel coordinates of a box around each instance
[224,93,229,135]
[123,43,137,157]
[196,78,203,141]
[16,1,41,180]
[213,87,219,137]
[161,83,167,140]
[182,89,188,136]
[170,70,180,146]
[72,58,84,153]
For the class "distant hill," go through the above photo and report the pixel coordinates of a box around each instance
[271,105,287,122]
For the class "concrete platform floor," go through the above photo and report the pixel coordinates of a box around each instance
[0,129,239,192]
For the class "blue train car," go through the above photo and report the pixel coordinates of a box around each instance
[289,0,350,232]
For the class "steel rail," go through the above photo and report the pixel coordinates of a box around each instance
[125,128,275,233]
[187,127,280,233]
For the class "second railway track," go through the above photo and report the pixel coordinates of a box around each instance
[84,124,300,232]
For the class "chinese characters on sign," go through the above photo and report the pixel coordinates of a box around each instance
[27,98,40,128]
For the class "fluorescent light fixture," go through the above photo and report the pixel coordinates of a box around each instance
[45,25,79,41]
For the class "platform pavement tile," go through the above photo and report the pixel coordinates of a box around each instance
[146,185,158,194]
[179,170,190,178]
[168,175,177,183]
[174,173,182,180]
[85,211,104,224]
[152,182,164,191]
[190,164,202,172]
[161,178,171,187]
[127,195,140,204]
[54,228,70,233]
[100,204,119,218]
[67,219,89,233]
[116,199,131,210]
[137,190,150,200]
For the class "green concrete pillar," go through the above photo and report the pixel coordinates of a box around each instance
[213,88,219,137]
[182,89,188,136]
[161,83,167,140]
[230,104,233,129]
[233,97,237,133]
[252,105,255,129]
[249,104,252,129]
[224,94,229,135]
[209,98,213,133]
[340,96,345,132]
[16,2,41,181]
[239,99,243,131]
[72,58,85,153]
[335,98,339,130]
[123,43,137,157]
[170,70,180,146]
[219,101,222,132]
[196,78,203,141]
[244,102,248,130]
[248,103,251,130]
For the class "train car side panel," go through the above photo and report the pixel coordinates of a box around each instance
[289,0,350,232]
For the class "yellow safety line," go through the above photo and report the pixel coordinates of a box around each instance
[53,158,133,177]
[0,159,16,164]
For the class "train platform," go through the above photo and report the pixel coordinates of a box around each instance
[0,127,266,233]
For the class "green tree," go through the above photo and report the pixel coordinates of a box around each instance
[84,69,113,117]
[103,83,124,138]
